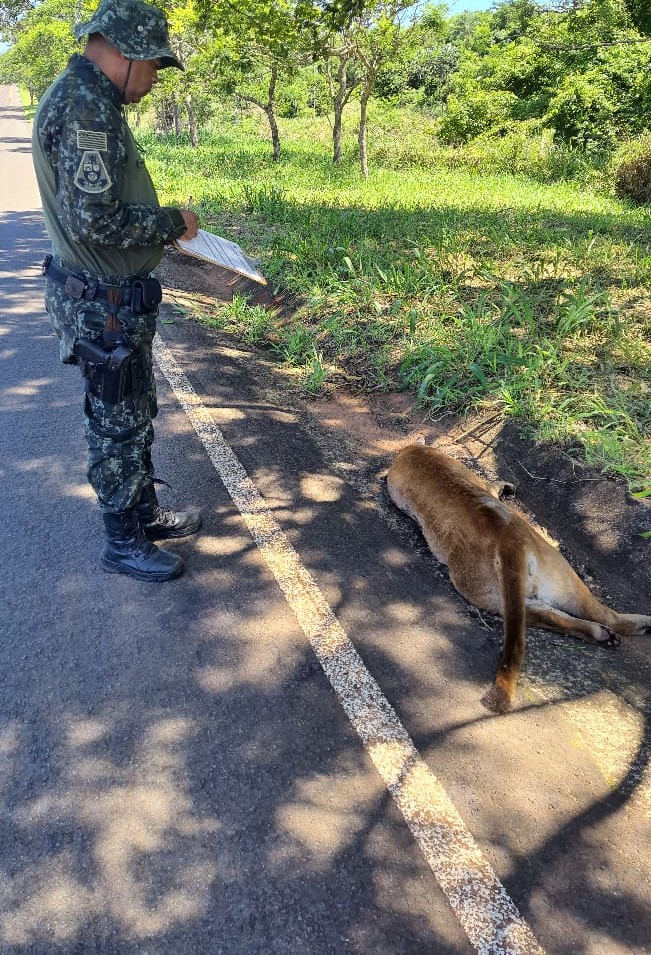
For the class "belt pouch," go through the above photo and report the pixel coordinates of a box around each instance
[132,278,162,314]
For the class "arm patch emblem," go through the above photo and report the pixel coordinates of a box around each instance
[77,130,108,151]
[74,150,112,194]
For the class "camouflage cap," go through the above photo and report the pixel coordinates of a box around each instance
[74,0,184,70]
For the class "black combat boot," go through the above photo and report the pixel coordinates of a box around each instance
[136,482,202,540]
[101,509,184,581]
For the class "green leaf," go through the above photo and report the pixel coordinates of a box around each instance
[468,362,488,385]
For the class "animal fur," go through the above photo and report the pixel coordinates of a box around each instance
[387,444,651,714]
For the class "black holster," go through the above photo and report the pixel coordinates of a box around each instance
[73,337,142,405]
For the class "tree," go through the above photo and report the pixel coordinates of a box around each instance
[0,0,36,42]
[426,0,649,150]
[196,0,317,160]
[347,0,426,176]
[623,0,651,35]
[0,0,77,101]
[375,4,451,103]
[490,0,544,42]
[155,0,213,146]
[324,41,361,163]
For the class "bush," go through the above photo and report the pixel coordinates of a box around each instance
[462,122,600,185]
[544,71,618,150]
[367,104,441,168]
[365,108,603,186]
[438,88,518,144]
[613,133,651,204]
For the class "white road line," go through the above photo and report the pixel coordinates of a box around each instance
[153,332,545,955]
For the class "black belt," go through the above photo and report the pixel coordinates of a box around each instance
[42,255,134,309]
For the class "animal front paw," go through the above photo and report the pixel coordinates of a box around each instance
[481,684,513,714]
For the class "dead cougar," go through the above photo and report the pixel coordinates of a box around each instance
[387,444,651,714]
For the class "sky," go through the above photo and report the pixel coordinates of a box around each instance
[447,0,496,11]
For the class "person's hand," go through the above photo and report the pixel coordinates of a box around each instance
[179,209,199,240]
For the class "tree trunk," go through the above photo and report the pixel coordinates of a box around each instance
[265,63,281,161]
[265,104,281,161]
[332,59,348,164]
[186,94,199,148]
[241,63,282,160]
[173,99,182,137]
[358,83,371,179]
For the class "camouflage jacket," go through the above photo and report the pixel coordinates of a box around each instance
[32,53,186,280]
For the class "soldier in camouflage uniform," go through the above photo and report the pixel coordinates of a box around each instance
[32,0,201,582]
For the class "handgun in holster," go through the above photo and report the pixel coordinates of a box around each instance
[73,337,141,405]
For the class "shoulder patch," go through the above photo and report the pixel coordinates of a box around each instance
[74,150,112,194]
[77,129,108,151]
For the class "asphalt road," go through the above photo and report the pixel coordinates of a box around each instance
[1,84,649,955]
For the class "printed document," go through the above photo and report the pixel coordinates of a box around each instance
[174,229,266,285]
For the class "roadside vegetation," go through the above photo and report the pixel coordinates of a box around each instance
[144,107,651,493]
[2,0,650,490]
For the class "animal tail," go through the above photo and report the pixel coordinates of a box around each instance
[481,540,528,714]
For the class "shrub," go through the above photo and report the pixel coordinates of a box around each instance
[544,72,618,150]
[463,121,598,184]
[438,89,518,144]
[613,133,651,204]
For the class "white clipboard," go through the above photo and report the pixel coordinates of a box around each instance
[174,229,267,285]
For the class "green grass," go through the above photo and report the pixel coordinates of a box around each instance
[142,105,651,491]
[18,87,37,121]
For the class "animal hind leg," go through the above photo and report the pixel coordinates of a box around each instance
[526,600,611,643]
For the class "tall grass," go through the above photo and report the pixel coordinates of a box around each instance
[143,104,651,491]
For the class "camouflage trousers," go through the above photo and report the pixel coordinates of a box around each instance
[46,279,158,513]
